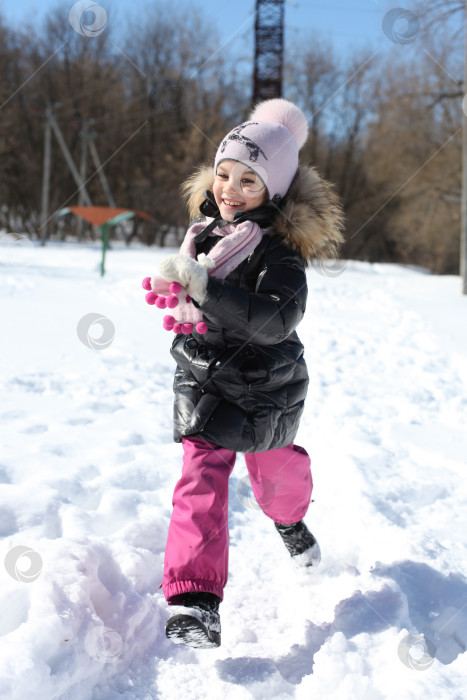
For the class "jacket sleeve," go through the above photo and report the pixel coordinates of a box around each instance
[198,239,308,346]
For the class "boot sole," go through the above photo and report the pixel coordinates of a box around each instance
[165,613,221,649]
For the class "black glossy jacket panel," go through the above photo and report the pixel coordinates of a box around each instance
[170,229,309,453]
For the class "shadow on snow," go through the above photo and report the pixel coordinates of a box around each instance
[215,560,467,685]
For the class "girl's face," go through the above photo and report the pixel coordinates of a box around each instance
[213,160,267,221]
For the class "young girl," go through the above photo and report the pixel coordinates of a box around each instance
[146,99,344,649]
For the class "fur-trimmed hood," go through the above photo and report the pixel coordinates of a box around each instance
[181,164,345,261]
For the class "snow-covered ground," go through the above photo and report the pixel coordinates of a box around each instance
[1,235,467,699]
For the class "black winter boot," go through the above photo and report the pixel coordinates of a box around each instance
[274,520,321,567]
[165,592,221,648]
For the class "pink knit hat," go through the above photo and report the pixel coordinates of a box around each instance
[214,99,308,201]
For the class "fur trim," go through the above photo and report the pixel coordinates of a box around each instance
[274,166,345,261]
[181,166,215,223]
[180,164,345,261]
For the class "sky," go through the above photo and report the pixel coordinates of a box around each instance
[0,0,388,62]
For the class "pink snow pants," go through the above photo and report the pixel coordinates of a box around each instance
[163,436,313,602]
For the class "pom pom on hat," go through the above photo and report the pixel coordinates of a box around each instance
[249,98,308,150]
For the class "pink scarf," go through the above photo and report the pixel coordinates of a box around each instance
[148,217,264,334]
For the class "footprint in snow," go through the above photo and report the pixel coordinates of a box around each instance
[21,424,48,434]
[0,589,30,637]
[67,417,93,426]
[1,410,26,420]
[119,433,145,447]
[0,506,18,536]
[85,402,123,414]
[0,466,12,483]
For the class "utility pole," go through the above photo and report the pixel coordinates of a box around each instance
[461,4,467,294]
[88,134,116,207]
[253,0,285,104]
[48,111,93,206]
[40,106,52,245]
[77,119,89,242]
[39,110,117,242]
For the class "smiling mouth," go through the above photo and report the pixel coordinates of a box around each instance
[222,199,244,207]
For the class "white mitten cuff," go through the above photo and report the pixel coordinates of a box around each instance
[159,254,191,286]
[159,254,209,304]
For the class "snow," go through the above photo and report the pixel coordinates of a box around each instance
[1,235,467,699]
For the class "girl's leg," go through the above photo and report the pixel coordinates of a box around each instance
[163,436,236,603]
[243,443,312,524]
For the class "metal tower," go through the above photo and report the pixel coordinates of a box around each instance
[253,0,285,104]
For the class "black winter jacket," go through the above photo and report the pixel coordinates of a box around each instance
[169,164,344,453]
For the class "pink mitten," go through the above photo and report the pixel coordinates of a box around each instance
[141,276,207,335]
